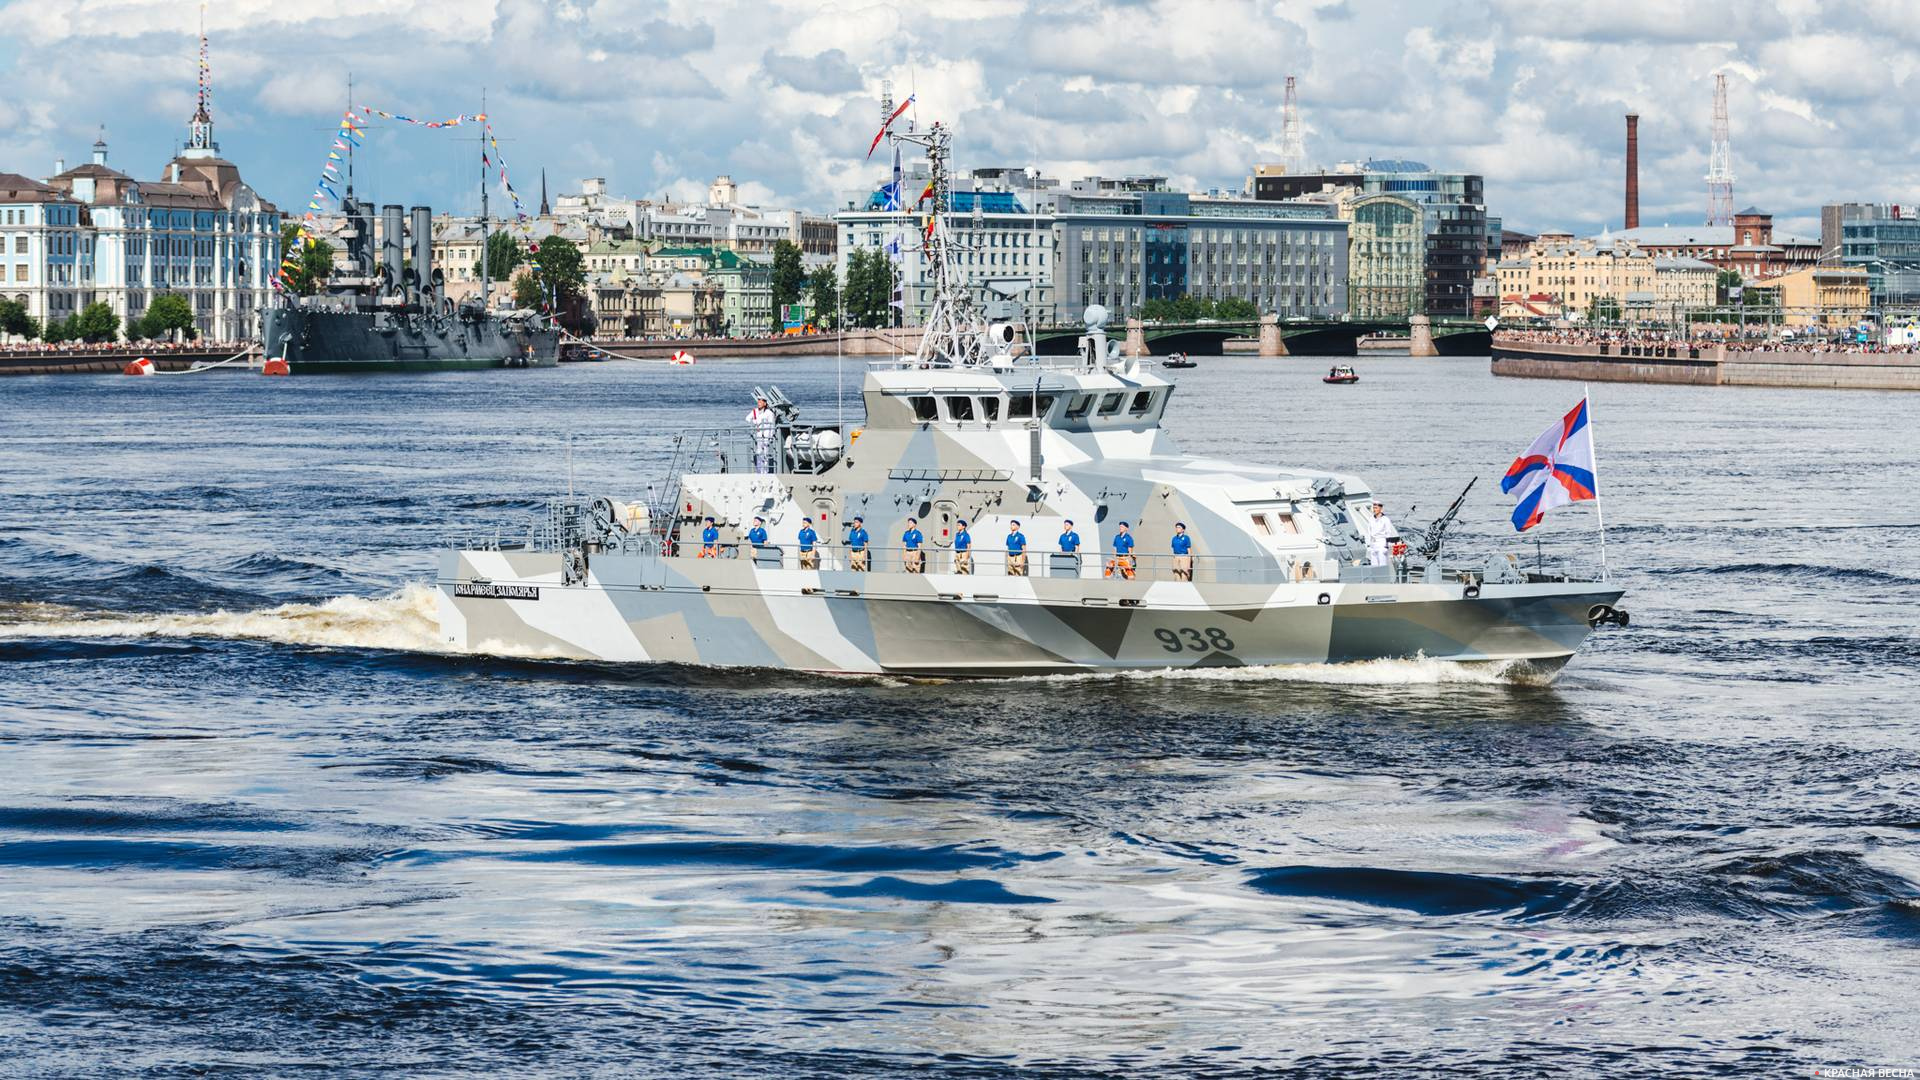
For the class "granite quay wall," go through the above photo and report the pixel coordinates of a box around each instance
[1491,338,1920,391]
[571,329,923,360]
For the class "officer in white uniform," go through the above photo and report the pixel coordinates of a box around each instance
[745,396,776,473]
[1362,501,1397,567]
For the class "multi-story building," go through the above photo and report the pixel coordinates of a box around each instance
[17,111,280,340]
[1339,193,1423,318]
[0,173,82,332]
[1251,159,1484,316]
[705,248,774,336]
[1497,230,1652,319]
[1613,209,1819,283]
[1771,264,1871,326]
[836,170,1347,326]
[1651,256,1718,322]
[1822,203,1920,307]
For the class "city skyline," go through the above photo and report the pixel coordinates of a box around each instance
[0,1,1912,239]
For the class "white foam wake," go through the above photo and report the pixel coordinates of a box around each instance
[0,584,452,654]
[1034,654,1558,687]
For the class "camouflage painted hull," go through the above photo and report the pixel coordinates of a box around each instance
[437,548,1622,679]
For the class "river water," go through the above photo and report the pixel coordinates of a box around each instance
[1,356,1915,1076]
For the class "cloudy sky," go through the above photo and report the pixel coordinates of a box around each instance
[1,0,1912,241]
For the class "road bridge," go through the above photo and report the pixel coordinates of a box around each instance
[1030,315,1492,357]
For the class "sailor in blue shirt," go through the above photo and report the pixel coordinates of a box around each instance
[797,516,819,570]
[902,517,926,573]
[747,516,768,547]
[1171,521,1194,581]
[1005,520,1029,576]
[1107,520,1136,580]
[953,519,973,575]
[1058,521,1080,552]
[847,515,871,571]
[699,516,720,558]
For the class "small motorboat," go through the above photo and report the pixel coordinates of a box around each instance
[1160,352,1197,369]
[1323,364,1359,384]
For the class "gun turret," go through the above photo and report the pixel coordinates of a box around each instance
[1410,477,1477,563]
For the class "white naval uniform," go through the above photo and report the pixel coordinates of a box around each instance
[1362,510,1396,567]
[746,406,776,473]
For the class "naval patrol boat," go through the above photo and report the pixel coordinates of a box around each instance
[435,124,1625,677]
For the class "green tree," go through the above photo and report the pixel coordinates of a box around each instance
[278,224,335,297]
[74,301,120,343]
[475,230,524,282]
[142,293,197,341]
[1587,295,1622,323]
[769,239,805,317]
[1213,297,1259,320]
[843,247,897,328]
[512,272,544,310]
[0,298,36,341]
[806,266,840,329]
[1715,269,1743,306]
[530,236,585,303]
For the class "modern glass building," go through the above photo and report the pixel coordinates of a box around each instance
[1342,194,1423,318]
[1822,203,1920,307]
[1253,159,1486,316]
[835,170,1346,325]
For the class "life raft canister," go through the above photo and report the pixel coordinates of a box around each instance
[261,357,291,376]
[123,357,155,376]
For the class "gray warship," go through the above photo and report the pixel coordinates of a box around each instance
[262,128,557,373]
[434,123,1626,678]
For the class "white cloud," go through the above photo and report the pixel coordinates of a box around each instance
[0,0,1913,236]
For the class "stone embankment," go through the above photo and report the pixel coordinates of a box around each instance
[1491,337,1920,391]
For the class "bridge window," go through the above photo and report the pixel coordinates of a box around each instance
[1064,393,1093,420]
[980,396,999,422]
[944,396,975,421]
[1097,392,1124,416]
[1129,390,1156,415]
[911,396,938,422]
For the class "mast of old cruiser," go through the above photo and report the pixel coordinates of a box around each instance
[478,89,490,312]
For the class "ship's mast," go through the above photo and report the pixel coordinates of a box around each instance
[479,88,490,311]
[888,122,986,367]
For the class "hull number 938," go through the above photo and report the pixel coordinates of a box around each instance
[1153,627,1236,653]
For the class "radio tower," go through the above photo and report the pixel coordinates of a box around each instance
[1280,75,1307,173]
[1705,72,1736,226]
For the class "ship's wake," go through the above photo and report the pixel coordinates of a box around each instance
[1035,654,1564,688]
[0,585,454,654]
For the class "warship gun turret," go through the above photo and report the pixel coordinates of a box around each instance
[435,122,1624,677]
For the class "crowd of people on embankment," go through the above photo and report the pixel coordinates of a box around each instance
[0,339,250,356]
[1495,327,1920,355]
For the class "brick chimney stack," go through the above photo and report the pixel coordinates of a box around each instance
[1625,113,1640,230]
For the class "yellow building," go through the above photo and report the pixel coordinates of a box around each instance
[1652,256,1718,322]
[1770,265,1871,326]
[1495,229,1654,320]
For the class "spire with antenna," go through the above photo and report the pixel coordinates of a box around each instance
[1705,72,1735,227]
[185,1,218,155]
[539,168,550,216]
[1280,75,1307,174]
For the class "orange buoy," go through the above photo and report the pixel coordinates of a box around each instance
[670,350,695,365]
[261,357,291,376]
[123,357,155,376]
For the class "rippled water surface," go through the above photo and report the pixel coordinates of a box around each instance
[2,356,1916,1076]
